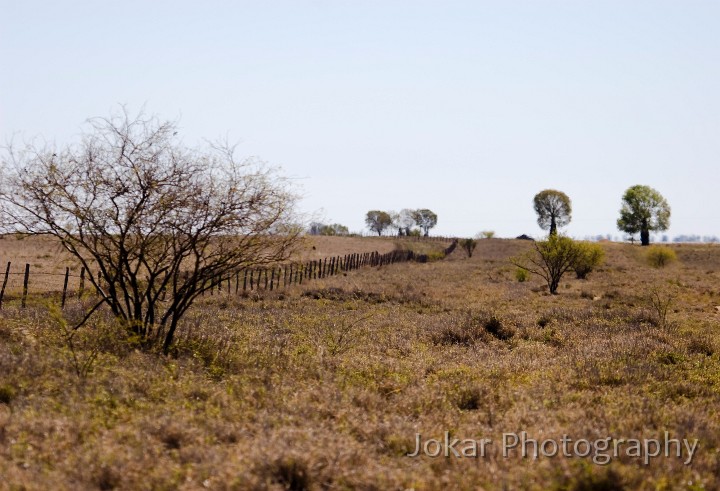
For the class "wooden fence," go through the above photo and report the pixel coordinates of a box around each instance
[0,239,458,309]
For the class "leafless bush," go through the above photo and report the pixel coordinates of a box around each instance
[0,108,301,353]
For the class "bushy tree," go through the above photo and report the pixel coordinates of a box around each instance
[365,210,392,236]
[412,209,437,237]
[460,238,477,258]
[533,190,572,236]
[0,109,300,353]
[617,185,670,246]
[511,235,581,294]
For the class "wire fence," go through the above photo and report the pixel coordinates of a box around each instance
[0,239,458,310]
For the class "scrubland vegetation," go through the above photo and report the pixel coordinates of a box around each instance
[1,236,719,490]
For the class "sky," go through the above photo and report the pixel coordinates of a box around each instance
[1,0,719,240]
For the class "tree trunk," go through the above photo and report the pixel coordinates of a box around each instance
[641,228,650,246]
[549,279,559,294]
[550,216,557,236]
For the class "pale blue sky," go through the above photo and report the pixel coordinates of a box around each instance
[2,1,719,239]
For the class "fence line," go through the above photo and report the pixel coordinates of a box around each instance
[0,239,458,309]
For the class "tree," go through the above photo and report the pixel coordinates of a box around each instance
[388,210,401,236]
[321,223,349,236]
[308,221,325,235]
[533,189,572,236]
[397,209,415,236]
[365,210,392,236]
[308,222,349,236]
[412,209,438,237]
[460,238,477,258]
[0,109,300,353]
[511,235,581,294]
[617,185,670,246]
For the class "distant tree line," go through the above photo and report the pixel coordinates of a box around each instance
[308,222,350,236]
[365,208,437,237]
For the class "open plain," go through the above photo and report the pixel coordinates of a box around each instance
[0,236,719,490]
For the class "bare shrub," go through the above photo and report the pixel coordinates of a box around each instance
[0,108,301,353]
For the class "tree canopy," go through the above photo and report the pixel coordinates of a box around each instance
[412,209,438,237]
[533,189,572,236]
[617,185,670,246]
[365,210,392,236]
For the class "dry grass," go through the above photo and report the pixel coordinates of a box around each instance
[1,238,719,489]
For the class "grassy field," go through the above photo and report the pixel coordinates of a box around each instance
[1,237,719,490]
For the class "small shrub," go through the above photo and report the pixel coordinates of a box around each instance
[432,322,483,346]
[542,328,563,347]
[647,287,674,329]
[515,268,528,282]
[258,457,312,491]
[479,230,495,239]
[646,246,677,268]
[456,387,482,411]
[567,464,625,491]
[687,336,715,356]
[483,315,514,341]
[0,384,17,404]
[658,351,684,365]
[571,242,605,279]
[426,251,446,261]
[460,238,477,258]
[579,290,595,300]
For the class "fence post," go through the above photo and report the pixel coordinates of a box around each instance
[243,269,248,291]
[270,268,275,291]
[235,271,239,294]
[21,263,30,308]
[0,262,10,309]
[61,267,70,308]
[78,267,85,299]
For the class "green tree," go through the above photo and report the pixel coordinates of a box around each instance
[617,185,670,246]
[511,235,581,294]
[533,189,572,236]
[460,238,477,258]
[412,209,438,237]
[365,210,392,236]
